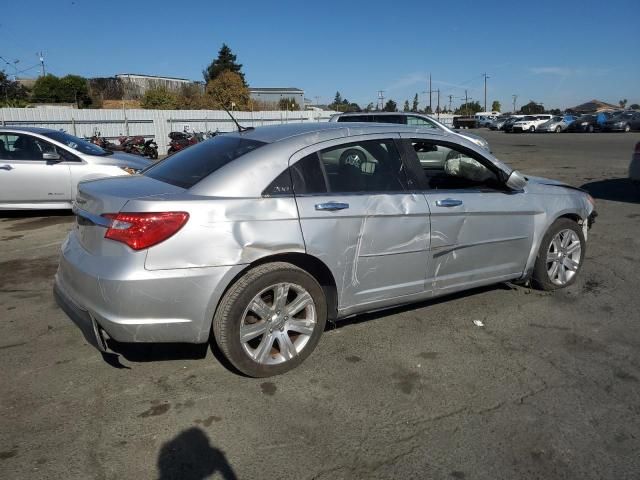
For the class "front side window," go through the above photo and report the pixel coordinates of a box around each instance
[408,139,501,190]
[145,135,266,189]
[0,133,51,161]
[315,139,406,193]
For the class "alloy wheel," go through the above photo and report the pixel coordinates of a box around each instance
[239,283,316,365]
[546,229,582,286]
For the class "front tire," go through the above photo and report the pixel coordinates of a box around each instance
[213,262,327,377]
[529,125,536,133]
[531,218,585,291]
[555,126,562,133]
[624,124,631,132]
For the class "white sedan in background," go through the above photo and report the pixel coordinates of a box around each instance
[512,115,553,133]
[0,127,152,210]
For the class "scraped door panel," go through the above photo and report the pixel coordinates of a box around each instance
[297,193,430,309]
[424,191,537,293]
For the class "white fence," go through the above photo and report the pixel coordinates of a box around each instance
[0,108,337,155]
[0,108,454,155]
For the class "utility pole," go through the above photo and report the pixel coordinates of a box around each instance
[464,89,469,116]
[429,74,432,112]
[377,90,385,111]
[512,94,518,113]
[314,96,320,108]
[436,89,440,118]
[38,51,45,77]
[482,73,489,112]
[448,94,453,112]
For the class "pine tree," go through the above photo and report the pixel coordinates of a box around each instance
[403,100,410,112]
[412,94,419,112]
[203,43,246,85]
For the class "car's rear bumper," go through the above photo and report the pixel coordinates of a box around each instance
[54,232,244,347]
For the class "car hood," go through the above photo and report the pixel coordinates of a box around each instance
[97,152,153,170]
[526,175,586,193]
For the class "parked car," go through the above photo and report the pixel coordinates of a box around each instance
[55,123,596,377]
[512,115,553,133]
[489,116,512,130]
[0,127,152,210]
[536,115,577,133]
[501,116,525,132]
[474,112,500,127]
[601,111,640,132]
[330,112,490,151]
[630,141,640,183]
[566,115,601,133]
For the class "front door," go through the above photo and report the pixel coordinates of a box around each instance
[0,133,71,206]
[291,135,430,314]
[401,136,538,294]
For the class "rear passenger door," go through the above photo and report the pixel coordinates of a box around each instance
[291,135,431,314]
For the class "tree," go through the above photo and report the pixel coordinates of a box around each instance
[60,74,90,107]
[205,70,250,110]
[491,100,501,112]
[0,70,28,106]
[365,102,375,112]
[455,101,482,115]
[424,105,433,114]
[630,104,640,110]
[31,74,63,103]
[333,91,343,105]
[141,87,179,109]
[203,43,246,85]
[520,100,544,114]
[403,100,410,112]
[619,99,628,109]
[278,97,300,111]
[383,100,397,112]
[412,94,419,112]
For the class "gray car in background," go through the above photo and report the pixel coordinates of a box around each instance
[55,122,596,377]
[536,115,576,133]
[0,127,152,210]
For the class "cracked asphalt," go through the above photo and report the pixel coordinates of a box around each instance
[1,130,639,479]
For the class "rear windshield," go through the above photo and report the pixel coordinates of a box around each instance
[144,135,266,189]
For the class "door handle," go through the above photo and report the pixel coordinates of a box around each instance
[435,198,463,207]
[0,164,13,171]
[315,201,349,211]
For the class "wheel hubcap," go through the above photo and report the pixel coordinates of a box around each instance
[546,229,581,286]
[240,282,316,365]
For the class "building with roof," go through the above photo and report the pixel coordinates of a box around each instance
[569,99,620,113]
[249,87,304,109]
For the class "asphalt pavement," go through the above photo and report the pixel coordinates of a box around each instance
[1,130,639,480]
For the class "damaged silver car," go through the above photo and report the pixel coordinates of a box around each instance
[54,122,596,377]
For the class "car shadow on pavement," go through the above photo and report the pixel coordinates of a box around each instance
[157,427,237,480]
[106,340,209,362]
[580,178,640,204]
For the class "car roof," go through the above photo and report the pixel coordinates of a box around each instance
[224,121,446,144]
[0,126,59,134]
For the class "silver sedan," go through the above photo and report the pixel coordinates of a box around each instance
[54,122,596,377]
[0,127,152,210]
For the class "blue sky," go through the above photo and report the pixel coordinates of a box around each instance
[2,0,638,110]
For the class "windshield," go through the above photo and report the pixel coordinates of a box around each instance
[42,130,110,156]
[144,135,266,189]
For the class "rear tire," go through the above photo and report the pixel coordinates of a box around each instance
[587,125,594,133]
[529,126,535,133]
[213,262,327,377]
[531,218,585,291]
[624,124,631,132]
[555,126,562,133]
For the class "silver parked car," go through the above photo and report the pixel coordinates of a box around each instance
[55,123,596,377]
[0,127,152,210]
[329,111,491,151]
[536,115,577,133]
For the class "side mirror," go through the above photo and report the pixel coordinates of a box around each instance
[43,152,61,162]
[505,170,527,191]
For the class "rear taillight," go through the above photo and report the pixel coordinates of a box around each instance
[102,212,189,250]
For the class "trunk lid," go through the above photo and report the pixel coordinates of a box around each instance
[73,175,185,255]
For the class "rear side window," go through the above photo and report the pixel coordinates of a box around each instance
[372,115,406,124]
[291,153,328,194]
[337,115,370,122]
[145,136,265,189]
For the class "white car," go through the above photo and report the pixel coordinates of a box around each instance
[512,115,553,133]
[0,127,152,210]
